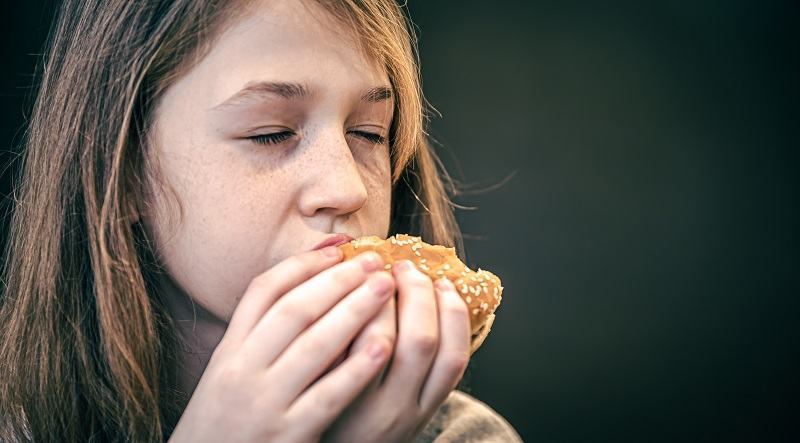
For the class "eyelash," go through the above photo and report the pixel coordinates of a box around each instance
[248,131,387,146]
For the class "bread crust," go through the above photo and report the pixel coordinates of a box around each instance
[338,234,503,355]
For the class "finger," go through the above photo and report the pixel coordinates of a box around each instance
[286,337,392,427]
[318,345,350,381]
[268,271,395,403]
[239,251,383,366]
[348,292,397,386]
[418,278,471,410]
[225,246,344,343]
[326,295,396,400]
[382,260,439,402]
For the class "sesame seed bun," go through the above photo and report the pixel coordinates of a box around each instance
[338,234,503,355]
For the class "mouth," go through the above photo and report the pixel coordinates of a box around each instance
[310,233,355,251]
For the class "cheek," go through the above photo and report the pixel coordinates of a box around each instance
[377,160,392,209]
[144,136,393,319]
[144,143,291,319]
[361,146,392,231]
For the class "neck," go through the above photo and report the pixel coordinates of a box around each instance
[159,275,228,398]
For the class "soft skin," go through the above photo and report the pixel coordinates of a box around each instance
[146,1,393,327]
[140,0,471,441]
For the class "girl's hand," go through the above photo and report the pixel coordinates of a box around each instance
[320,260,472,443]
[169,247,396,443]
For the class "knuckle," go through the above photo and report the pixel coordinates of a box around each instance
[361,314,397,341]
[365,339,392,362]
[443,353,470,377]
[375,270,396,286]
[375,327,398,343]
[309,391,339,421]
[213,358,247,388]
[328,263,362,287]
[410,332,438,354]
[367,272,395,293]
[403,271,434,290]
[300,334,327,355]
[344,297,374,319]
[246,272,271,294]
[276,301,314,326]
[290,252,316,268]
[445,297,470,316]
[370,335,396,351]
[275,252,318,276]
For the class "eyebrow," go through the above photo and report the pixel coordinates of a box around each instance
[212,81,394,110]
[361,86,393,103]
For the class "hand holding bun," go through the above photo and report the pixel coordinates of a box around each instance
[338,234,503,355]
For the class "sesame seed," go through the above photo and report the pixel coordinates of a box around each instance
[384,264,392,270]
[465,296,472,303]
[472,308,480,315]
[443,264,451,270]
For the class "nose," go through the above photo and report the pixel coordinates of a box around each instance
[297,130,369,218]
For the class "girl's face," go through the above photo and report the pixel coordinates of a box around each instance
[143,0,393,321]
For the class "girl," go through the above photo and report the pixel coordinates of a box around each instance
[0,0,522,441]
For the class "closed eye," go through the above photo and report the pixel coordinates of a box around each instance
[247,130,386,146]
[248,131,295,145]
[348,130,387,145]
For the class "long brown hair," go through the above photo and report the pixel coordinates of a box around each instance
[0,0,464,441]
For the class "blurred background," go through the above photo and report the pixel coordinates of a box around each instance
[2,1,797,442]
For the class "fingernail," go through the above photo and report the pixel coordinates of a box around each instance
[394,260,413,272]
[321,245,342,258]
[435,277,454,291]
[361,253,382,272]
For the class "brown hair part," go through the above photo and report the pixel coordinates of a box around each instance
[0,0,463,441]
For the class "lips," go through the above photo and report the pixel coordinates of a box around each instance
[311,233,354,251]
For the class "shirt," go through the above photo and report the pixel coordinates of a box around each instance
[415,390,524,443]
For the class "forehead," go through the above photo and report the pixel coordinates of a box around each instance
[193,0,389,107]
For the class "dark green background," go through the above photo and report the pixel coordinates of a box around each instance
[2,1,798,442]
